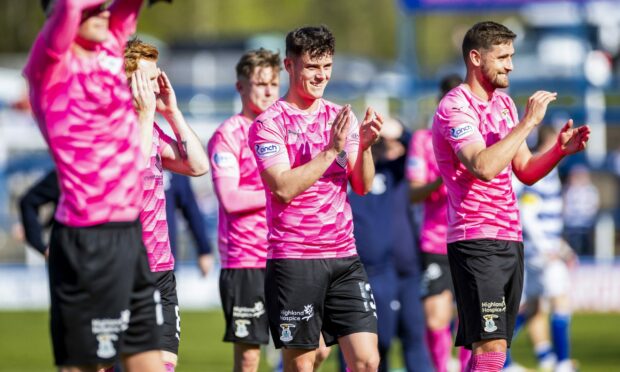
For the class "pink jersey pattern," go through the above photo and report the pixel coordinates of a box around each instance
[141,124,175,272]
[207,114,268,269]
[23,0,143,227]
[248,99,360,260]
[407,129,448,255]
[432,84,522,243]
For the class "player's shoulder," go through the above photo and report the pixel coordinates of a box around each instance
[253,101,287,130]
[436,85,471,116]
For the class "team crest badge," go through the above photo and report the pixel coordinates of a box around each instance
[483,314,499,332]
[279,323,295,342]
[234,319,251,338]
[501,109,514,126]
[96,333,118,359]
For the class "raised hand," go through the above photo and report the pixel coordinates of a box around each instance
[328,104,351,153]
[522,91,557,127]
[557,119,590,155]
[156,70,178,116]
[360,107,383,151]
[131,70,156,118]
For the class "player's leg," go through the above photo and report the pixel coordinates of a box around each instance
[265,259,328,372]
[448,240,523,372]
[220,268,270,372]
[50,221,163,372]
[314,334,331,370]
[120,222,166,372]
[152,270,181,372]
[546,260,573,372]
[397,271,433,372]
[421,253,454,372]
[233,343,261,372]
[322,257,379,372]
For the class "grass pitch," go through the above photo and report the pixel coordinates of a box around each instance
[0,311,618,371]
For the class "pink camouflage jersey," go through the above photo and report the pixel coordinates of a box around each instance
[248,99,361,260]
[140,123,175,272]
[407,129,448,255]
[207,114,268,269]
[23,0,144,227]
[432,84,522,243]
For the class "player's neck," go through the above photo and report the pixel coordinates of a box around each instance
[284,91,320,112]
[465,73,494,102]
[73,37,100,56]
[241,106,259,122]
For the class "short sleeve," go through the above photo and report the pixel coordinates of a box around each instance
[435,95,485,155]
[207,129,240,179]
[248,118,289,173]
[406,131,428,182]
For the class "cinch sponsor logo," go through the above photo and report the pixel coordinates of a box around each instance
[255,143,280,158]
[450,124,474,139]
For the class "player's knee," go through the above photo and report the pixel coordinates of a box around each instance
[161,350,177,366]
[473,339,507,354]
[286,357,315,372]
[349,352,380,372]
[239,348,260,370]
[314,344,331,364]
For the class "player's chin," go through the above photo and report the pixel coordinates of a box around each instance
[494,76,510,89]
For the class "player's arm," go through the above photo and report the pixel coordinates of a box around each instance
[407,132,442,203]
[208,132,266,214]
[108,0,144,41]
[253,106,351,204]
[18,170,60,256]
[348,107,383,195]
[40,0,108,57]
[131,70,156,164]
[512,119,590,185]
[457,91,557,182]
[158,72,209,176]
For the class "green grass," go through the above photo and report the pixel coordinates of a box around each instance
[0,311,618,371]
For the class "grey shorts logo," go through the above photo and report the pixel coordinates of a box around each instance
[483,314,499,332]
[279,323,295,342]
[234,319,251,338]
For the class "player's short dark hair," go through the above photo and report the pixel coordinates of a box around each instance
[236,48,281,81]
[438,73,463,100]
[462,21,516,63]
[285,25,335,59]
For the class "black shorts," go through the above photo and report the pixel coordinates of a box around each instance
[420,253,454,299]
[447,239,524,350]
[153,270,180,354]
[49,220,163,366]
[219,268,269,345]
[265,256,378,349]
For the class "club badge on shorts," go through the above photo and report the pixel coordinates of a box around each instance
[483,314,499,332]
[279,323,295,342]
[234,319,251,338]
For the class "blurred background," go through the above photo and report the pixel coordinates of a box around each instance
[0,0,619,370]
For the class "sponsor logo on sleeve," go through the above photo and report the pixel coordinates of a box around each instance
[213,152,236,168]
[254,143,281,158]
[450,124,475,139]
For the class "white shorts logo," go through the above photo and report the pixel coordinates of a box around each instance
[450,124,475,139]
[96,333,118,359]
[483,314,499,332]
[234,319,251,338]
[213,152,236,168]
[279,323,295,342]
[255,143,280,158]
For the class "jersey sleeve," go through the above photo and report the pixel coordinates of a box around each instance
[207,129,240,179]
[406,130,429,182]
[435,95,485,155]
[248,118,289,173]
[108,0,144,47]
